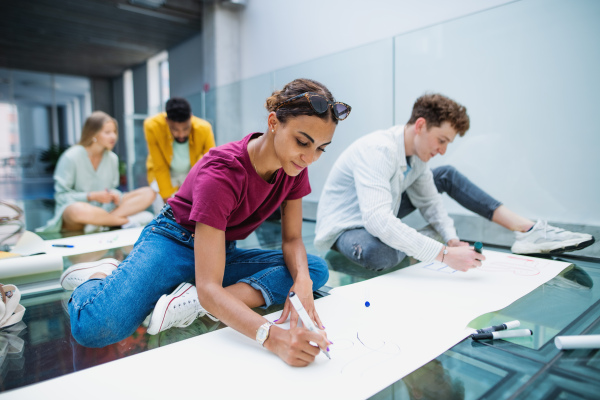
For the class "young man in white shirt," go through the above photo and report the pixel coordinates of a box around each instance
[314,93,594,271]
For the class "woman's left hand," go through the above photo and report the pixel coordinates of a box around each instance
[276,278,325,330]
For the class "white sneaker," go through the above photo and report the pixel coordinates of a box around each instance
[417,224,444,243]
[84,224,109,234]
[60,258,119,290]
[147,283,218,335]
[0,284,25,328]
[121,211,154,229]
[511,220,595,255]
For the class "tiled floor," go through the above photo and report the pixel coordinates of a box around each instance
[2,178,600,399]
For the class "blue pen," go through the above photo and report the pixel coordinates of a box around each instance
[52,244,74,248]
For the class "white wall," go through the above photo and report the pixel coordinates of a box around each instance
[237,0,515,84]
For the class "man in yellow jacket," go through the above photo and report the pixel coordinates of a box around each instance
[145,98,215,201]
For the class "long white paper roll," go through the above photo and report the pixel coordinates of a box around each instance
[0,254,64,279]
[555,335,600,350]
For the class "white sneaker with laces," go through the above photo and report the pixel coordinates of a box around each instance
[511,220,595,255]
[84,224,109,234]
[60,258,119,290]
[121,211,154,229]
[147,283,218,335]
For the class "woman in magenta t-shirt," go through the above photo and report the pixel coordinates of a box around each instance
[62,78,351,367]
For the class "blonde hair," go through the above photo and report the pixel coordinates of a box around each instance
[79,111,118,146]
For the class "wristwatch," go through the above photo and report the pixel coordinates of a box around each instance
[256,321,274,347]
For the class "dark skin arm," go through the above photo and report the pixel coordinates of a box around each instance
[193,219,329,366]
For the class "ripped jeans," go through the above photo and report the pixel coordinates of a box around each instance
[333,166,502,271]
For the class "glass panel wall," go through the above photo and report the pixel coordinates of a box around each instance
[186,0,598,230]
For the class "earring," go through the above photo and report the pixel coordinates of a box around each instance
[271,129,274,132]
[92,137,97,143]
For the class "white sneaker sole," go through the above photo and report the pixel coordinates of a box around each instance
[511,236,595,255]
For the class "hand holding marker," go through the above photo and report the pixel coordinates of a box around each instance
[288,292,331,359]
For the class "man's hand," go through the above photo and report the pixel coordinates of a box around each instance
[439,246,486,272]
[447,238,469,247]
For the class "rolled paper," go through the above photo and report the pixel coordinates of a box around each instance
[0,254,64,279]
[555,335,600,350]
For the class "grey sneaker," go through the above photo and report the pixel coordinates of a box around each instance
[147,283,218,335]
[417,224,444,243]
[511,220,595,255]
[60,258,119,290]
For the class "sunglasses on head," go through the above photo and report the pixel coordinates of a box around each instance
[274,92,351,121]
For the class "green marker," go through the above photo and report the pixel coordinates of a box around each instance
[474,242,483,254]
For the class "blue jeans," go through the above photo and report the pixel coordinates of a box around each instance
[69,205,329,348]
[334,166,502,271]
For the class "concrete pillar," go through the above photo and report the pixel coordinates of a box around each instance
[202,1,244,144]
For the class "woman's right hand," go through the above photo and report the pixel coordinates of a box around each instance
[264,325,330,367]
[439,246,485,272]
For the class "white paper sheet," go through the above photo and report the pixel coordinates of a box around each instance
[3,250,571,400]
[10,231,49,256]
[43,227,144,256]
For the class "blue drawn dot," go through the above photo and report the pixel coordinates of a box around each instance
[365,301,370,307]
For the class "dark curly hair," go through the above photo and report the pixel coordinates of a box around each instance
[407,93,470,136]
[265,78,339,125]
[166,97,192,122]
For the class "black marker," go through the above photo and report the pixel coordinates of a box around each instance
[471,329,532,341]
[476,320,520,334]
[474,242,483,254]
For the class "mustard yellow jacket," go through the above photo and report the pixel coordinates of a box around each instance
[145,113,215,199]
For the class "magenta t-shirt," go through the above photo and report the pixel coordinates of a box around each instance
[168,132,311,240]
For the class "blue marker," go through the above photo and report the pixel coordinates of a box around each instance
[474,242,483,254]
[52,244,74,248]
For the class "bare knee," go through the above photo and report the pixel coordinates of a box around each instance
[62,202,93,227]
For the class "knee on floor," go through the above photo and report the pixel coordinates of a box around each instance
[307,254,330,289]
